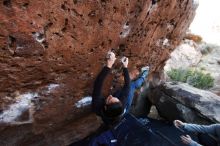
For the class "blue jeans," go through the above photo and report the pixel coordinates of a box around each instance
[125,76,145,113]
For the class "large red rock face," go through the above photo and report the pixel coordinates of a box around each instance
[0,0,197,145]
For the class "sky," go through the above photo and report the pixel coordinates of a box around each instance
[189,0,220,45]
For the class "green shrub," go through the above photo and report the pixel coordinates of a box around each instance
[167,68,214,89]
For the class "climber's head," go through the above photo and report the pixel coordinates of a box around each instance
[104,95,123,118]
[106,95,120,104]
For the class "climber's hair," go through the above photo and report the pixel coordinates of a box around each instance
[104,102,123,118]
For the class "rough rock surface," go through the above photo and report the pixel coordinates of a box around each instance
[164,39,202,71]
[0,0,197,145]
[149,82,220,124]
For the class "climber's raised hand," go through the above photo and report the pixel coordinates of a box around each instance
[121,56,128,68]
[106,51,116,68]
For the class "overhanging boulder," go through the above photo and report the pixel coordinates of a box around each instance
[0,0,197,145]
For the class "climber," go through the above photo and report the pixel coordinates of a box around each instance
[174,120,220,146]
[92,51,130,126]
[125,66,149,113]
[92,51,150,125]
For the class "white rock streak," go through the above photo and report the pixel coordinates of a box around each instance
[0,93,38,123]
[146,2,158,15]
[75,96,92,108]
[163,38,169,46]
[120,23,131,38]
[47,84,59,93]
[156,38,170,47]
[32,32,45,43]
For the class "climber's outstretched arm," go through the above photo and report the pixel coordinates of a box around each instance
[92,52,116,115]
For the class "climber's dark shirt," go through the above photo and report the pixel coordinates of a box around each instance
[92,66,130,121]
